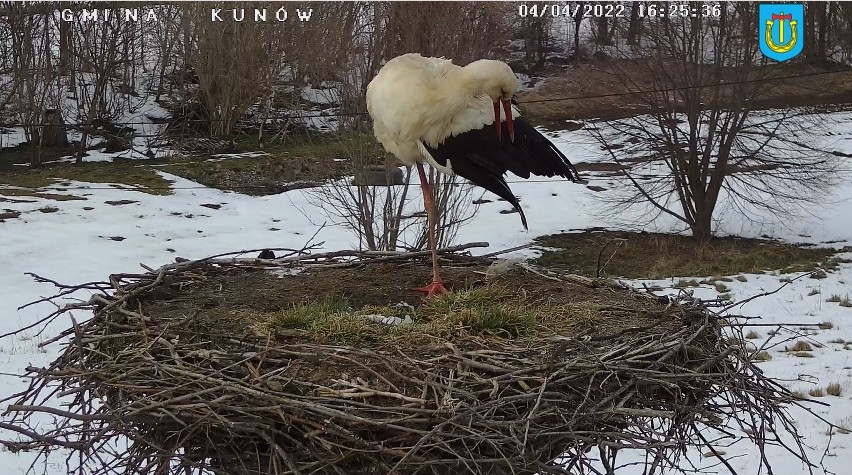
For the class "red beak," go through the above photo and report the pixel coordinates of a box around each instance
[503,99,515,143]
[494,100,515,143]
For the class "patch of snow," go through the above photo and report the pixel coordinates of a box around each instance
[359,314,412,326]
[0,127,27,149]
[269,267,303,278]
[300,85,341,106]
[207,151,271,161]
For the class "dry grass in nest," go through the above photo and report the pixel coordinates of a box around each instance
[0,246,820,475]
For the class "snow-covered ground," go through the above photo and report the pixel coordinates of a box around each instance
[2,112,852,473]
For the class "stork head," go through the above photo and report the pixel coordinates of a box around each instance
[463,59,518,143]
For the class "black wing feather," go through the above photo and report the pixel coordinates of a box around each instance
[423,117,579,230]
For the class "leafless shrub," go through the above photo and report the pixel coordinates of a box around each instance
[181,3,287,136]
[68,12,141,161]
[3,4,61,166]
[306,135,478,251]
[589,8,841,242]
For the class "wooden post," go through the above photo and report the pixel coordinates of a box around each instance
[41,109,69,148]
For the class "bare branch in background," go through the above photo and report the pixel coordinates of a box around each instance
[590,6,842,242]
[306,135,478,252]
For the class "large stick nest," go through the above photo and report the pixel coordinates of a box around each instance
[1,245,812,475]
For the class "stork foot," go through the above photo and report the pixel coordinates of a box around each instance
[413,280,450,297]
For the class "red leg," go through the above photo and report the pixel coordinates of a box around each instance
[413,162,449,297]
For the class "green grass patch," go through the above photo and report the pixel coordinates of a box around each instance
[3,131,391,196]
[246,286,604,345]
[0,159,173,195]
[534,231,842,280]
[161,132,386,195]
[275,296,352,329]
[228,132,383,159]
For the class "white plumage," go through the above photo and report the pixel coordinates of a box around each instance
[367,53,519,175]
[365,53,578,297]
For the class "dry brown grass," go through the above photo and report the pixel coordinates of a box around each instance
[808,388,826,398]
[786,341,813,352]
[827,383,843,397]
[535,231,840,280]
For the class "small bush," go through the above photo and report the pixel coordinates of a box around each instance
[808,387,825,398]
[752,351,772,362]
[807,288,820,296]
[787,341,813,352]
[827,383,842,396]
[745,330,760,340]
[819,321,834,330]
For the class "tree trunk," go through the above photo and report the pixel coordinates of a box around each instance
[59,20,72,75]
[816,2,828,62]
[596,16,611,45]
[690,208,714,243]
[805,3,819,60]
[573,5,584,53]
[28,133,42,169]
[627,2,641,45]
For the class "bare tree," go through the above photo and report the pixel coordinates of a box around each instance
[180,3,289,136]
[626,2,642,46]
[4,3,63,168]
[515,14,554,70]
[591,6,840,242]
[70,14,133,162]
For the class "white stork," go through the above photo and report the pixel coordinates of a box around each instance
[366,53,579,296]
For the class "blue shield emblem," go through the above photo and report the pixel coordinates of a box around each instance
[759,4,804,62]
